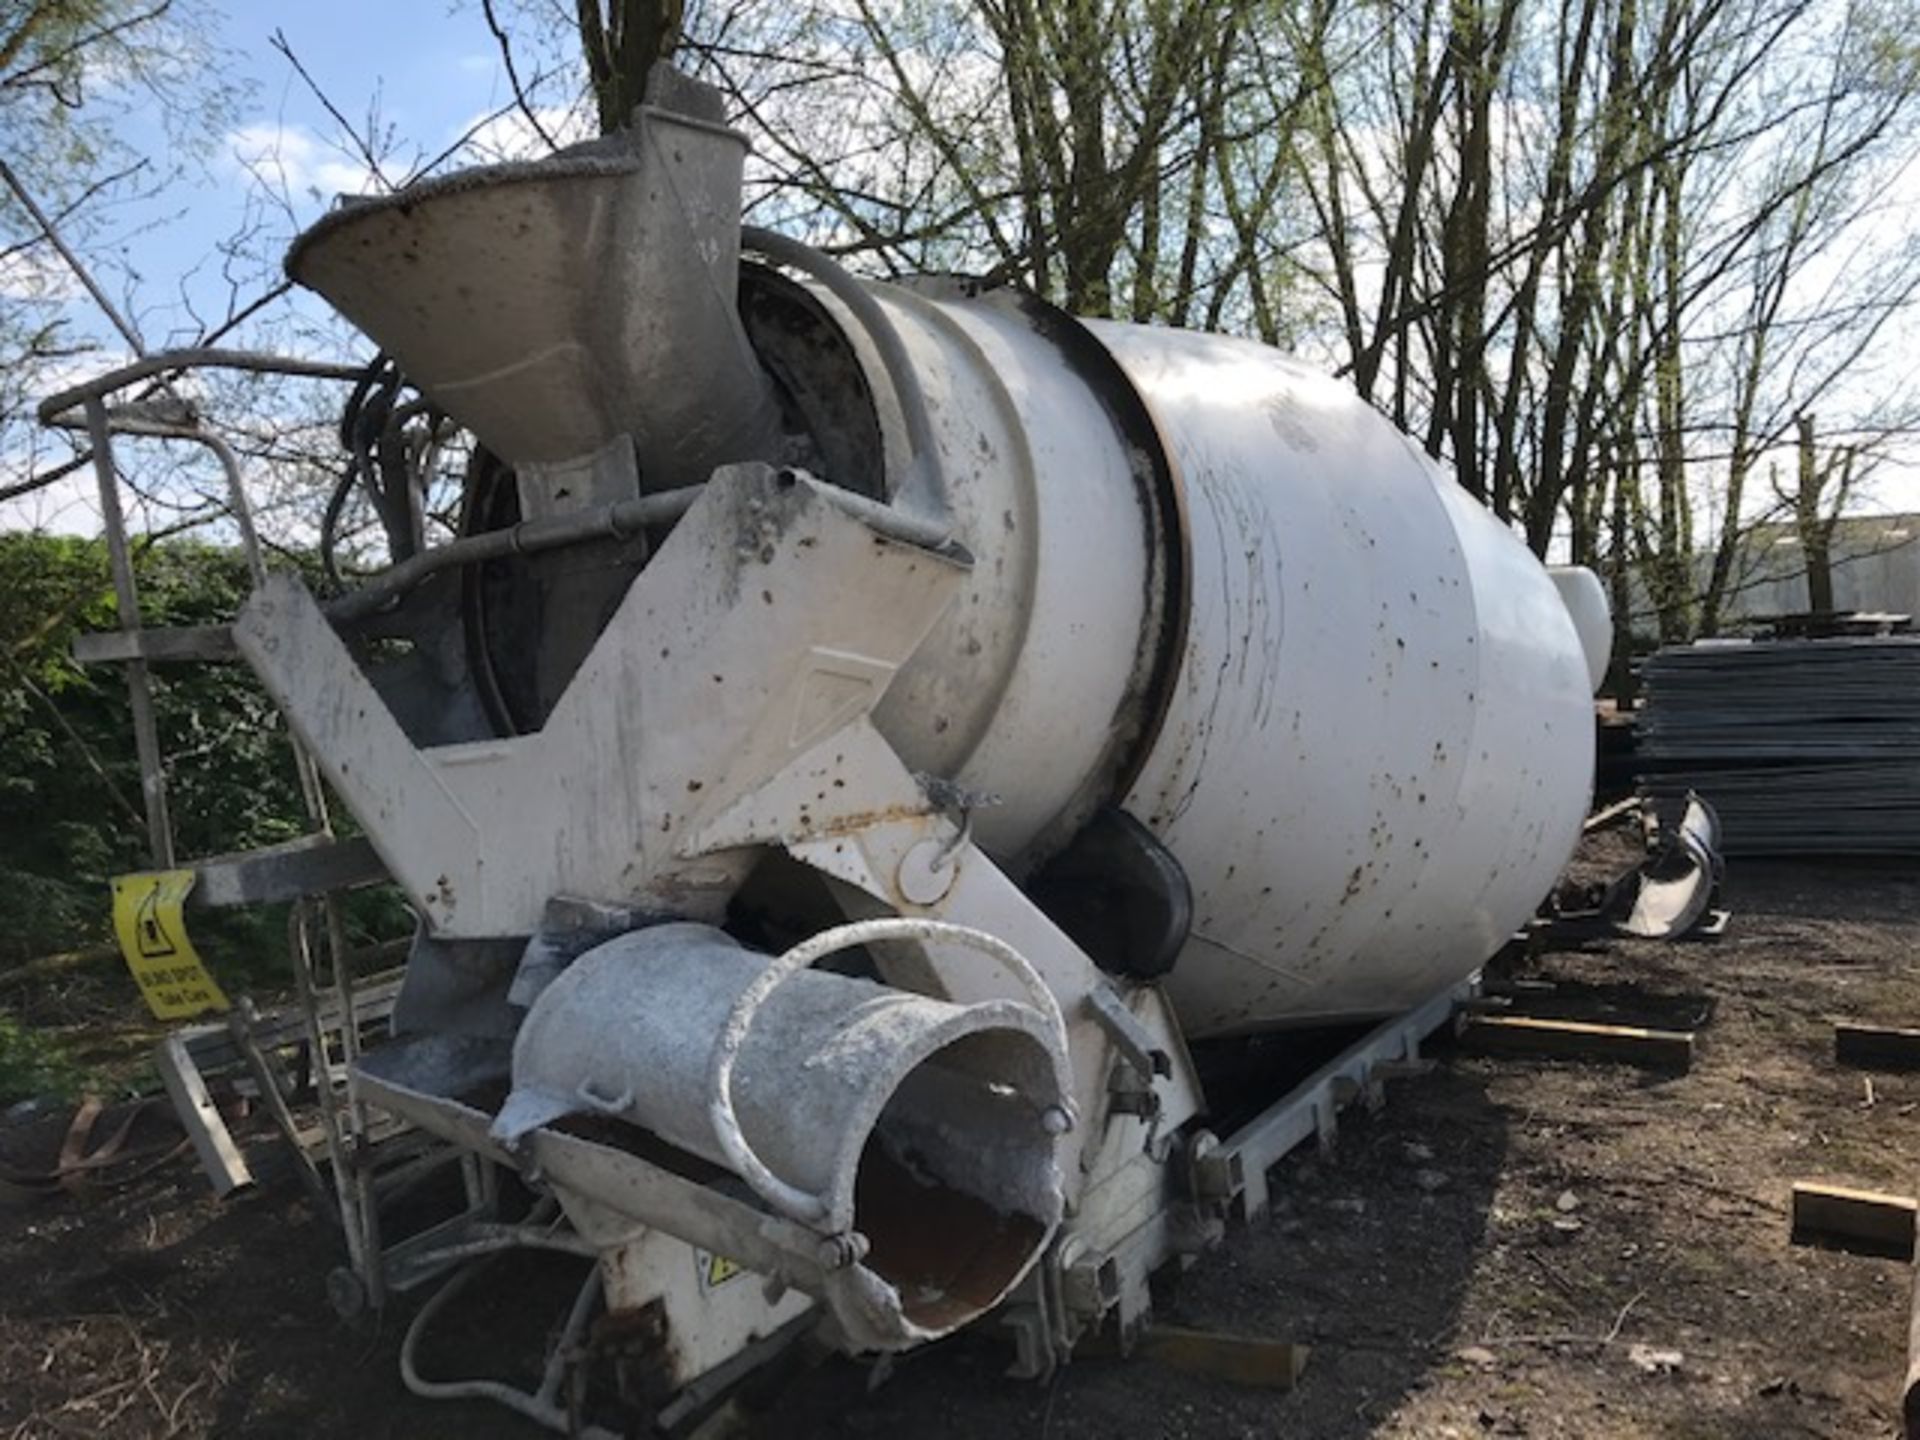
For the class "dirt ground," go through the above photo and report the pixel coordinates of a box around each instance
[3,857,1918,1438]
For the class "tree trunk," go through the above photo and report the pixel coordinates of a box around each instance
[1796,413,1836,615]
[578,0,683,133]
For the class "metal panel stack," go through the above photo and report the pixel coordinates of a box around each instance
[1638,636,1920,854]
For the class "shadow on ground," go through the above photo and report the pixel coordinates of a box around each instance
[771,1063,1511,1439]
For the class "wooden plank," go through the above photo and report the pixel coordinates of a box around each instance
[1905,1253,1920,1437]
[1792,1181,1917,1260]
[1459,1014,1693,1073]
[1136,1325,1310,1390]
[1836,1023,1920,1072]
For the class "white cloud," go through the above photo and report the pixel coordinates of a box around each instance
[0,243,83,303]
[451,102,595,165]
[0,464,101,536]
[227,121,386,204]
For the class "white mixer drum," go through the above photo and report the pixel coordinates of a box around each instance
[833,293,1598,1036]
[1092,324,1596,1033]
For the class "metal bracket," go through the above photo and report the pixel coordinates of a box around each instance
[1085,983,1173,1081]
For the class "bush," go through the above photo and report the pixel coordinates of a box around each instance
[0,533,402,985]
[0,1010,86,1106]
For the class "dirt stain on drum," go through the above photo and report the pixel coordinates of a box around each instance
[1265,396,1322,453]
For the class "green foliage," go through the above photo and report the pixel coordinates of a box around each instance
[0,1008,85,1105]
[0,1,237,233]
[0,533,330,982]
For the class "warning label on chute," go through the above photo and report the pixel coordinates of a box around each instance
[695,1249,744,1289]
[110,871,229,1020]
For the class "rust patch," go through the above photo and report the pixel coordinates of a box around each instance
[853,1140,1046,1334]
[801,801,936,841]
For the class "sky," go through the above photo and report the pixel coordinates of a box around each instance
[140,3,539,331]
[1,1,560,531]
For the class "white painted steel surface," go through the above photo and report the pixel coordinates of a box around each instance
[854,289,1168,864]
[1550,566,1613,692]
[1097,325,1594,1031]
[287,106,782,486]
[277,193,1599,1037]
[591,1228,814,1387]
[235,468,969,938]
[829,303,1596,1034]
[279,144,1599,1038]
[75,94,1615,1420]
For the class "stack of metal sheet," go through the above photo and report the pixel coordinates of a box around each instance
[1637,636,1920,854]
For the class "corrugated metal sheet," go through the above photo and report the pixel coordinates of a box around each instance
[1638,637,1920,853]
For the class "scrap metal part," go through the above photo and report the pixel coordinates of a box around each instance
[1534,794,1729,946]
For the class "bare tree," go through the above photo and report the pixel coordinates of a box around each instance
[268,0,1920,672]
[576,0,685,131]
[0,1,239,480]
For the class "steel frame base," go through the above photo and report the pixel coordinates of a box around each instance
[1219,976,1479,1222]
[1002,975,1477,1378]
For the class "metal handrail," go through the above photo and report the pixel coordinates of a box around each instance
[36,346,367,426]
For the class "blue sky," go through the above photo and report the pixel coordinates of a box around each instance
[130,2,547,346]
[1,2,572,529]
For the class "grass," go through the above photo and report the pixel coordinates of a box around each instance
[0,1009,90,1106]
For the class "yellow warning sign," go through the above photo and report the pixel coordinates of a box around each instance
[110,871,229,1020]
[696,1250,744,1289]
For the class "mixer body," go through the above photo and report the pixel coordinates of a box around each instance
[77,65,1608,1417]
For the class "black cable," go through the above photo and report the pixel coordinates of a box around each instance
[457,446,522,737]
[318,464,358,590]
[321,353,392,588]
